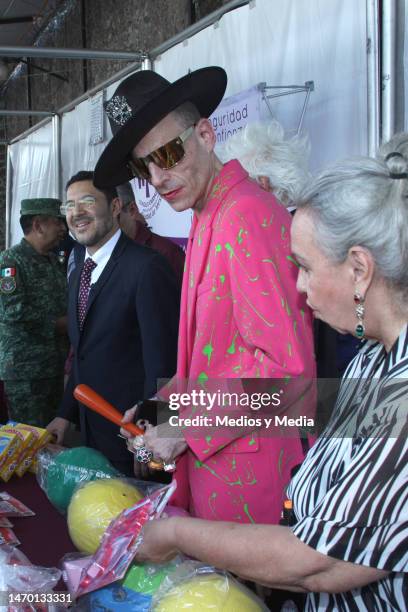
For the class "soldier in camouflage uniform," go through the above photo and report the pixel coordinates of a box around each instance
[0,198,69,426]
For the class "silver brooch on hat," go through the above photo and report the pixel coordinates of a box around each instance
[105,95,133,126]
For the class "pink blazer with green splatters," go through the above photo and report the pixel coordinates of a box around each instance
[169,160,315,524]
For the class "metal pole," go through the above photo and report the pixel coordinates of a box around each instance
[297,82,314,135]
[18,57,69,83]
[52,115,61,200]
[9,117,53,145]
[5,145,12,249]
[0,110,54,117]
[80,0,88,93]
[381,0,397,143]
[366,0,380,155]
[0,16,34,25]
[0,46,144,61]
[58,59,144,115]
[141,57,152,71]
[150,0,250,59]
[27,58,33,128]
[264,88,310,100]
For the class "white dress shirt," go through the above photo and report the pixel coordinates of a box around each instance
[86,229,121,285]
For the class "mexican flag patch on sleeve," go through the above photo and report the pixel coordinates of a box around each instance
[1,268,16,277]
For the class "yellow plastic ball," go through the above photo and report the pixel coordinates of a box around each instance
[67,479,143,554]
[154,574,264,611]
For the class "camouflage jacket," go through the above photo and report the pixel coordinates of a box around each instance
[0,239,68,379]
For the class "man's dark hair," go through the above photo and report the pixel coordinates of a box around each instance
[20,214,36,235]
[66,170,118,204]
[19,214,53,235]
[116,182,135,211]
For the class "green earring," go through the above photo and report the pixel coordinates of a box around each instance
[354,292,365,340]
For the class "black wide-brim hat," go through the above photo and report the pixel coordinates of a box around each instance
[94,67,227,188]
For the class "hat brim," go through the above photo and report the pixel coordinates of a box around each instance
[20,210,64,219]
[94,67,227,188]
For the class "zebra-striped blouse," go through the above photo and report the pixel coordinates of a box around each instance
[287,324,408,611]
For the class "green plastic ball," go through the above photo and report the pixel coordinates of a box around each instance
[45,446,119,513]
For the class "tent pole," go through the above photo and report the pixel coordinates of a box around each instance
[381,0,397,143]
[366,0,380,156]
[0,110,53,116]
[5,146,12,249]
[52,115,62,200]
[0,46,143,61]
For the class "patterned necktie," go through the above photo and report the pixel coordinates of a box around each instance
[78,258,97,330]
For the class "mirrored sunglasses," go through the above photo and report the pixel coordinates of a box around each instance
[128,125,195,180]
[60,196,97,216]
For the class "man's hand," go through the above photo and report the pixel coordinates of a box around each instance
[135,518,179,563]
[143,421,187,463]
[47,417,70,444]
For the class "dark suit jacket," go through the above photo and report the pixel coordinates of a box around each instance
[58,232,180,467]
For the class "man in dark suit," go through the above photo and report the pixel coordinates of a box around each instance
[116,182,185,288]
[47,171,179,475]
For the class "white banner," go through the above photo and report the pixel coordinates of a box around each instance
[130,177,192,243]
[211,85,262,149]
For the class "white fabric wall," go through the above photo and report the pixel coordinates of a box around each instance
[154,0,369,173]
[9,120,57,246]
[61,82,117,191]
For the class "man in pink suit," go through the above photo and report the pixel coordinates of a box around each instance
[95,67,315,524]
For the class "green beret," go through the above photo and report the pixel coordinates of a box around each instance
[20,198,63,219]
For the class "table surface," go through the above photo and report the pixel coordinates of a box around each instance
[1,472,75,569]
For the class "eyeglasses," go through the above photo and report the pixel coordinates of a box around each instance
[128,125,195,180]
[60,196,97,216]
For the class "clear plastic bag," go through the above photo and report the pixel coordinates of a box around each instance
[0,492,35,517]
[71,481,176,599]
[68,558,183,612]
[0,544,61,612]
[67,477,164,555]
[152,561,269,611]
[36,445,121,514]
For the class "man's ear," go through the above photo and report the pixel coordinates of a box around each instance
[195,118,216,152]
[128,202,137,216]
[111,197,122,218]
[348,246,375,293]
[32,216,44,234]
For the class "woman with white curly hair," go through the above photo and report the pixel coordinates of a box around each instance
[219,119,311,205]
[222,119,359,377]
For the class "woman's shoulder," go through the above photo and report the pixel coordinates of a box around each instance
[341,338,382,377]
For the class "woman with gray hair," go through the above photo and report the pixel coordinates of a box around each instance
[219,119,311,205]
[130,133,408,611]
